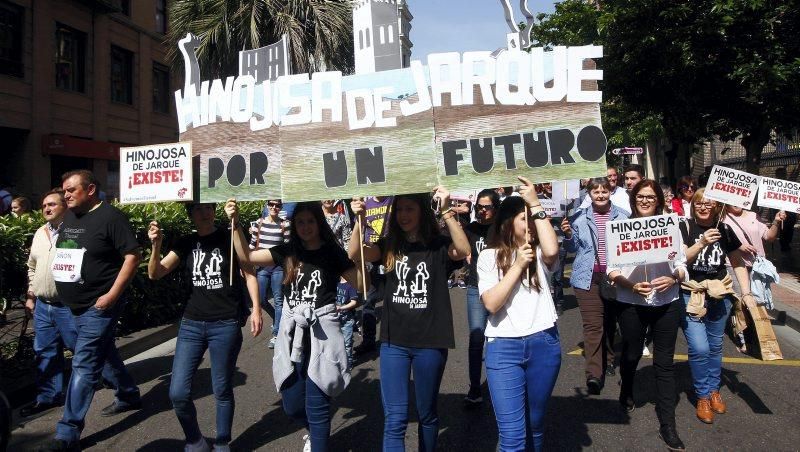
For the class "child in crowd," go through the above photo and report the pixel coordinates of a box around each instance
[336,280,359,371]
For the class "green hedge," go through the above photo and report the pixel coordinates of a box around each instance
[0,201,264,335]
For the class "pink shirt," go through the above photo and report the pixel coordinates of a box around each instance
[723,210,768,267]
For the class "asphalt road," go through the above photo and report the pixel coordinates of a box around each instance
[9,287,800,451]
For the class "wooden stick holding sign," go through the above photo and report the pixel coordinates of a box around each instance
[525,204,531,289]
[230,217,235,287]
[357,213,368,297]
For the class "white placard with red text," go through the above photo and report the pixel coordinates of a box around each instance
[606,214,683,267]
[539,198,560,217]
[703,165,760,209]
[119,142,194,204]
[757,176,800,214]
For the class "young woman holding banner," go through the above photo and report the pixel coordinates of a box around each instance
[562,177,628,395]
[476,176,561,452]
[349,186,470,452]
[147,202,262,452]
[606,180,688,451]
[680,189,752,425]
[226,200,366,452]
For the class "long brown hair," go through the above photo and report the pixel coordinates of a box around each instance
[383,194,440,272]
[486,196,540,291]
[282,201,339,284]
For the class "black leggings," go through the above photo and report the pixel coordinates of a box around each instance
[615,299,683,427]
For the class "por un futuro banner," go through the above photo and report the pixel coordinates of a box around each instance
[757,176,800,214]
[703,165,760,209]
[606,214,683,268]
[177,46,608,202]
[119,142,194,204]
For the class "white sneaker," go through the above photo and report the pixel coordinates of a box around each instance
[642,345,651,357]
[269,335,277,349]
[302,434,311,452]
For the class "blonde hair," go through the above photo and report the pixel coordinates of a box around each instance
[690,188,725,223]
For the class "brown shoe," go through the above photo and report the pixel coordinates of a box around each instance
[710,391,727,414]
[696,398,714,424]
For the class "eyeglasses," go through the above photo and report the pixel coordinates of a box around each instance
[635,195,657,203]
[267,202,282,208]
[475,204,495,211]
[680,185,697,191]
[694,202,716,210]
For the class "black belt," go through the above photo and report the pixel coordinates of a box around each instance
[39,298,65,308]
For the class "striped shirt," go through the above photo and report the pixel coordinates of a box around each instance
[250,218,290,250]
[593,210,611,269]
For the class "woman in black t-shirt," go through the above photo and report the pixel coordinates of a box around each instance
[148,202,262,451]
[680,188,751,425]
[349,187,470,452]
[226,200,365,452]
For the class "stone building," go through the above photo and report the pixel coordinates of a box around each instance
[0,0,177,201]
[353,0,413,74]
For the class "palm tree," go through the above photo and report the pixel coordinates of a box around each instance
[166,0,354,80]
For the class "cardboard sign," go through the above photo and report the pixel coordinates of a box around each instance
[51,248,85,283]
[757,176,800,214]
[606,214,682,268]
[539,198,560,217]
[703,165,759,209]
[177,40,608,202]
[120,142,193,204]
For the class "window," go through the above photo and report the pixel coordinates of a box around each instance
[152,62,169,113]
[379,26,385,44]
[55,23,86,92]
[365,27,371,47]
[0,1,23,77]
[111,0,130,16]
[155,0,166,34]
[110,45,133,104]
[358,30,363,50]
[388,25,394,43]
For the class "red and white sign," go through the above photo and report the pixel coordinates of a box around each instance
[703,165,759,209]
[120,142,193,204]
[757,176,800,213]
[606,214,682,267]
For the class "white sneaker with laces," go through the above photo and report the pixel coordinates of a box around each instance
[302,434,311,452]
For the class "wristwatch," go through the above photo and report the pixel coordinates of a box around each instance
[530,209,548,220]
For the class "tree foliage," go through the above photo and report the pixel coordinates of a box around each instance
[530,0,800,175]
[166,0,355,79]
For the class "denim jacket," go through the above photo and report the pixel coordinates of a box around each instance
[564,205,629,291]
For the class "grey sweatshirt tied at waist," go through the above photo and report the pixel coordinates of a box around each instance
[273,303,351,397]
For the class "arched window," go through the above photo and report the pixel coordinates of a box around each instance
[366,28,371,47]
[359,30,363,49]
[379,26,385,44]
[388,25,394,43]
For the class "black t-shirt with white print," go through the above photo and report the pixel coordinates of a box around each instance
[464,222,491,287]
[270,242,355,310]
[377,235,455,349]
[171,228,243,321]
[681,220,742,283]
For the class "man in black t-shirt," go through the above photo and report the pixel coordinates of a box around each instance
[42,170,142,451]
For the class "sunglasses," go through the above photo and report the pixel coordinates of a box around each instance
[475,204,495,211]
[680,185,697,191]
[267,202,282,208]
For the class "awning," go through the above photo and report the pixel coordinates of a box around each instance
[41,134,121,160]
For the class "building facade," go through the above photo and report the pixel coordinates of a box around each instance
[353,0,412,74]
[0,0,177,201]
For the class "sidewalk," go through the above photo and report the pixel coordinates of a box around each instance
[765,225,800,333]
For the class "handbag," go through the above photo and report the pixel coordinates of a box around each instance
[588,222,617,300]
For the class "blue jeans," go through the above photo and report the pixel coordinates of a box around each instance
[56,299,140,442]
[33,299,77,404]
[380,343,448,452]
[339,313,355,371]
[680,292,732,399]
[257,266,284,337]
[281,356,332,452]
[169,318,243,445]
[466,285,488,391]
[485,327,562,452]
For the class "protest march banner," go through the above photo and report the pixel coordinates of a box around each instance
[757,176,800,214]
[177,37,609,202]
[119,142,193,204]
[703,165,760,209]
[605,214,682,268]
